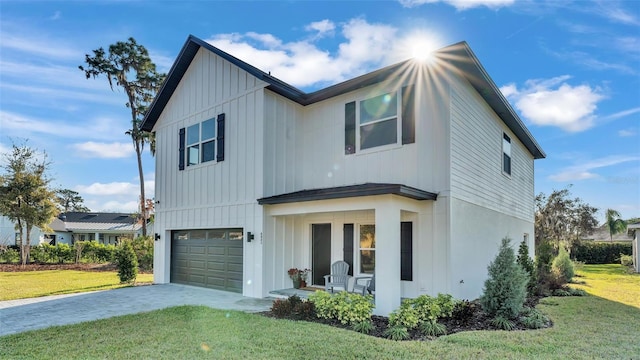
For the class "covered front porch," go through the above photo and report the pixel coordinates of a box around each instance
[258,183,437,315]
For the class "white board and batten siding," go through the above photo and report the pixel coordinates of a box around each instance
[448,72,536,300]
[152,48,268,297]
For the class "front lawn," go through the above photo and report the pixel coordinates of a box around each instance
[572,263,640,308]
[0,264,638,359]
[0,270,154,301]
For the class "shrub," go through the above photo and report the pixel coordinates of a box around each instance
[451,300,476,324]
[352,320,374,334]
[480,237,528,320]
[620,254,633,267]
[0,246,19,263]
[384,325,409,341]
[491,315,515,330]
[132,236,154,271]
[519,307,549,329]
[420,320,447,336]
[271,298,293,318]
[115,240,138,284]
[308,291,374,326]
[552,247,574,284]
[517,239,536,295]
[571,242,632,264]
[388,294,455,337]
[291,300,316,321]
[53,243,73,263]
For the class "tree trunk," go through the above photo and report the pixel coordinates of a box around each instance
[135,141,147,237]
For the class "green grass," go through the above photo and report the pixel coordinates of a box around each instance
[572,263,640,308]
[0,270,154,301]
[1,265,638,359]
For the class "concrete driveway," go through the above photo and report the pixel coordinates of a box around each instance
[0,284,274,337]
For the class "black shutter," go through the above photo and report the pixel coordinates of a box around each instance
[345,102,356,154]
[401,222,413,281]
[216,113,225,162]
[343,224,354,276]
[178,128,185,171]
[402,85,415,145]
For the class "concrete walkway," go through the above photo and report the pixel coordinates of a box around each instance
[0,284,274,337]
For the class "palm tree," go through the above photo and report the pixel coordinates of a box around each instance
[605,209,627,242]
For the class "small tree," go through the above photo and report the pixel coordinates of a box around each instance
[0,143,58,265]
[115,240,138,284]
[517,239,535,296]
[605,209,627,242]
[480,237,528,320]
[552,247,574,284]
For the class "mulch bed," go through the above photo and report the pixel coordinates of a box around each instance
[263,296,550,341]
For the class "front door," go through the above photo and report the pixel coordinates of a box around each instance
[312,223,331,286]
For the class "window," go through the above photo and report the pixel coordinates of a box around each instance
[186,119,216,167]
[359,225,375,274]
[179,114,225,170]
[502,133,511,175]
[360,92,398,150]
[345,86,415,154]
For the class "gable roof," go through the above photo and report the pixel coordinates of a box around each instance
[142,35,545,159]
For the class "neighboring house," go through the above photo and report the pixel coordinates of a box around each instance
[141,35,545,315]
[628,222,640,273]
[0,213,142,247]
[583,224,634,242]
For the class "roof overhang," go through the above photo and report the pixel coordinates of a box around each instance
[141,35,545,160]
[257,183,437,205]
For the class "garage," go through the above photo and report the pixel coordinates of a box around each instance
[171,228,244,293]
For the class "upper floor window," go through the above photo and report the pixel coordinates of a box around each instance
[179,113,225,171]
[187,119,216,166]
[360,92,398,150]
[503,133,511,176]
[345,85,415,154]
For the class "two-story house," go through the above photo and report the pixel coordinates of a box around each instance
[141,35,545,315]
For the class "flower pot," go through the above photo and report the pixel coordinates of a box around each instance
[293,278,301,289]
[300,280,307,288]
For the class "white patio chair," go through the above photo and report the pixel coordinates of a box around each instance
[352,274,375,295]
[323,261,351,293]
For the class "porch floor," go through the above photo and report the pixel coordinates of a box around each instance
[268,287,326,300]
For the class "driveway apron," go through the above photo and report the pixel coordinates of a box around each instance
[0,284,273,336]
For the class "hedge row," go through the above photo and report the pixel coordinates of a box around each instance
[0,237,154,271]
[571,242,633,264]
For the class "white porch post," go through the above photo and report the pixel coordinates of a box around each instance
[95,232,100,244]
[374,197,401,315]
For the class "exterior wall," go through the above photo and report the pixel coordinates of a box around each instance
[448,71,536,300]
[151,48,267,297]
[262,66,451,198]
[0,216,46,246]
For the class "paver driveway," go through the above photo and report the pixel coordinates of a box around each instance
[0,284,273,336]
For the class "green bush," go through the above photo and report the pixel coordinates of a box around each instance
[451,300,476,324]
[308,291,374,326]
[384,325,409,341]
[0,246,19,263]
[571,242,632,264]
[132,236,153,271]
[352,320,374,334]
[115,240,138,284]
[491,315,515,330]
[552,247,574,284]
[517,239,535,295]
[519,307,549,329]
[53,243,74,263]
[620,254,633,267]
[481,237,528,320]
[388,294,455,337]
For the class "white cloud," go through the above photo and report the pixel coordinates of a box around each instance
[502,76,605,132]
[305,20,336,37]
[205,18,399,88]
[601,107,640,121]
[92,200,140,213]
[399,0,514,10]
[599,3,640,26]
[549,155,640,182]
[0,32,81,60]
[76,182,139,196]
[618,129,637,137]
[0,111,127,140]
[71,142,134,158]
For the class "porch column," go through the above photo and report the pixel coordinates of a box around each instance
[95,232,100,244]
[374,197,401,315]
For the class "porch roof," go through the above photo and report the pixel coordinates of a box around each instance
[257,183,437,205]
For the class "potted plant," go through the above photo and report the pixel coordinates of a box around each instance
[288,268,311,289]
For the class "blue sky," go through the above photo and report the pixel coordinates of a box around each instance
[1,0,638,222]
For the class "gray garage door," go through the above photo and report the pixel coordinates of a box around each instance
[171,228,243,293]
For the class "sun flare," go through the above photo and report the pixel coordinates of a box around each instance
[402,31,442,63]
